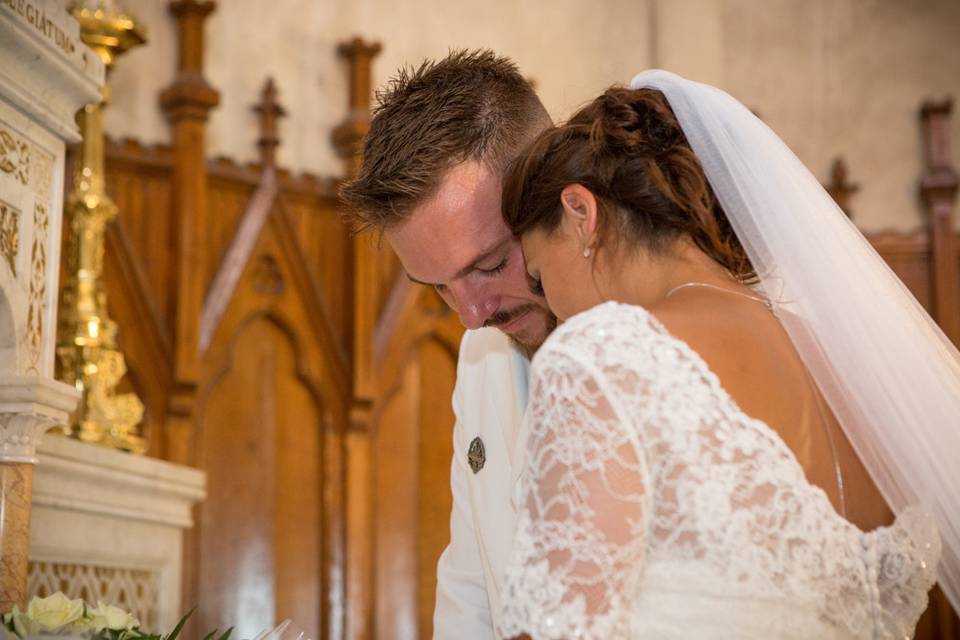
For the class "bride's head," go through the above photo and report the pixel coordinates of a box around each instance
[502,86,755,320]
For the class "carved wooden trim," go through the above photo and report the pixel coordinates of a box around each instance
[105,137,173,170]
[206,155,339,199]
[200,81,284,351]
[158,0,220,471]
[199,166,278,353]
[158,1,220,124]
[824,156,860,218]
[868,229,931,258]
[254,78,286,168]
[269,201,351,390]
[919,98,959,344]
[374,274,418,364]
[333,37,383,407]
[331,37,382,172]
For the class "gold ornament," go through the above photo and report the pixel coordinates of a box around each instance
[56,1,146,454]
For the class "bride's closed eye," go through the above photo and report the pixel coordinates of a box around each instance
[528,273,544,297]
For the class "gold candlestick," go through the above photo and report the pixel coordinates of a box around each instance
[56,1,146,454]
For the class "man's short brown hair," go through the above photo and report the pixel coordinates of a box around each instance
[339,49,551,232]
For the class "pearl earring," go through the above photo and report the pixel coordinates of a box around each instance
[583,246,591,258]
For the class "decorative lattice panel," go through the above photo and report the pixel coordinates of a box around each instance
[27,561,158,629]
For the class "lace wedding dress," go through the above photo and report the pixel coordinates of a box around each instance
[499,302,940,639]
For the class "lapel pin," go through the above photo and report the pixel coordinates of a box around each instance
[468,436,485,474]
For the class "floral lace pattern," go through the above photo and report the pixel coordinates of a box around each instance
[499,302,939,639]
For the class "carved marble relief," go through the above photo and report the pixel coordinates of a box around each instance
[25,201,47,374]
[29,144,53,200]
[0,199,18,276]
[27,562,159,630]
[0,126,30,187]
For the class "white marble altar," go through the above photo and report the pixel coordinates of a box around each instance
[28,434,206,631]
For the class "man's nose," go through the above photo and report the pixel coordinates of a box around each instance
[448,281,499,330]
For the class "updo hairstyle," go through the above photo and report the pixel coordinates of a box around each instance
[501,86,755,282]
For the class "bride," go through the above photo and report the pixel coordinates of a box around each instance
[496,71,959,639]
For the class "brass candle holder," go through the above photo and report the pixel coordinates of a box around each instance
[56,0,146,454]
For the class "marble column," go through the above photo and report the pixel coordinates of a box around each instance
[0,462,32,610]
[0,391,74,612]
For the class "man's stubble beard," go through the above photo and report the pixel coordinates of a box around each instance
[506,309,557,359]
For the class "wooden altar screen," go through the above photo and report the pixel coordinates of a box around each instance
[83,3,351,639]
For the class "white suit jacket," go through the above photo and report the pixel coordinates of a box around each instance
[433,327,530,639]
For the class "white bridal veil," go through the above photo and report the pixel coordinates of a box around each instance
[630,70,960,612]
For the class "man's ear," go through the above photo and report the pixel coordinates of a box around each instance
[560,183,600,249]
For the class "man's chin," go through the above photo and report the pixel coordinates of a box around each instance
[503,309,557,357]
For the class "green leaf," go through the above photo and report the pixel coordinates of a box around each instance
[201,628,218,640]
[215,627,234,640]
[163,608,194,640]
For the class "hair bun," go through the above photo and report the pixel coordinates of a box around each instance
[591,88,681,157]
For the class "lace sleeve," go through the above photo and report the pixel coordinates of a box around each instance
[499,343,650,640]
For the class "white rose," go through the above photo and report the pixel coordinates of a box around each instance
[26,593,84,631]
[86,602,140,632]
[5,606,39,638]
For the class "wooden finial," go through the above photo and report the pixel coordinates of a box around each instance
[825,157,860,218]
[920,99,959,196]
[919,97,960,344]
[254,77,286,167]
[159,0,219,123]
[338,37,383,112]
[332,36,383,176]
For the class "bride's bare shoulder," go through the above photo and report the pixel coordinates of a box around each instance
[651,296,743,348]
[647,295,783,384]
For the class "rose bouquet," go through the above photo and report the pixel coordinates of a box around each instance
[1,593,228,640]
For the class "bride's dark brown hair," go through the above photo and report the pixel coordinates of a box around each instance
[501,86,755,282]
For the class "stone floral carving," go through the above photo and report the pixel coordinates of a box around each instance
[0,200,18,277]
[25,202,48,374]
[0,127,30,187]
[26,564,158,632]
[0,413,59,463]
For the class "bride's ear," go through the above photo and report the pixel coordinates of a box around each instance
[560,184,601,249]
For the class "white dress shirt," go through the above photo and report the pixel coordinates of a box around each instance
[432,327,530,639]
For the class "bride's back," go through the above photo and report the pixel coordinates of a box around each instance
[651,289,893,533]
[502,301,938,640]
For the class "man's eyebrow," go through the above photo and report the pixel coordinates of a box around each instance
[404,237,512,287]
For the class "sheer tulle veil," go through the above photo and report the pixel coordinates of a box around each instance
[630,70,960,612]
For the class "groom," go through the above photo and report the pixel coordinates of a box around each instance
[340,50,554,638]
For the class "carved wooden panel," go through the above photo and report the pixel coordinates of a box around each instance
[103,140,176,326]
[81,133,349,638]
[279,182,351,341]
[367,283,463,640]
[414,338,457,638]
[197,316,321,639]
[370,336,458,640]
[194,212,348,640]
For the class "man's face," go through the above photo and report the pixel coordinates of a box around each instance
[386,160,555,350]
